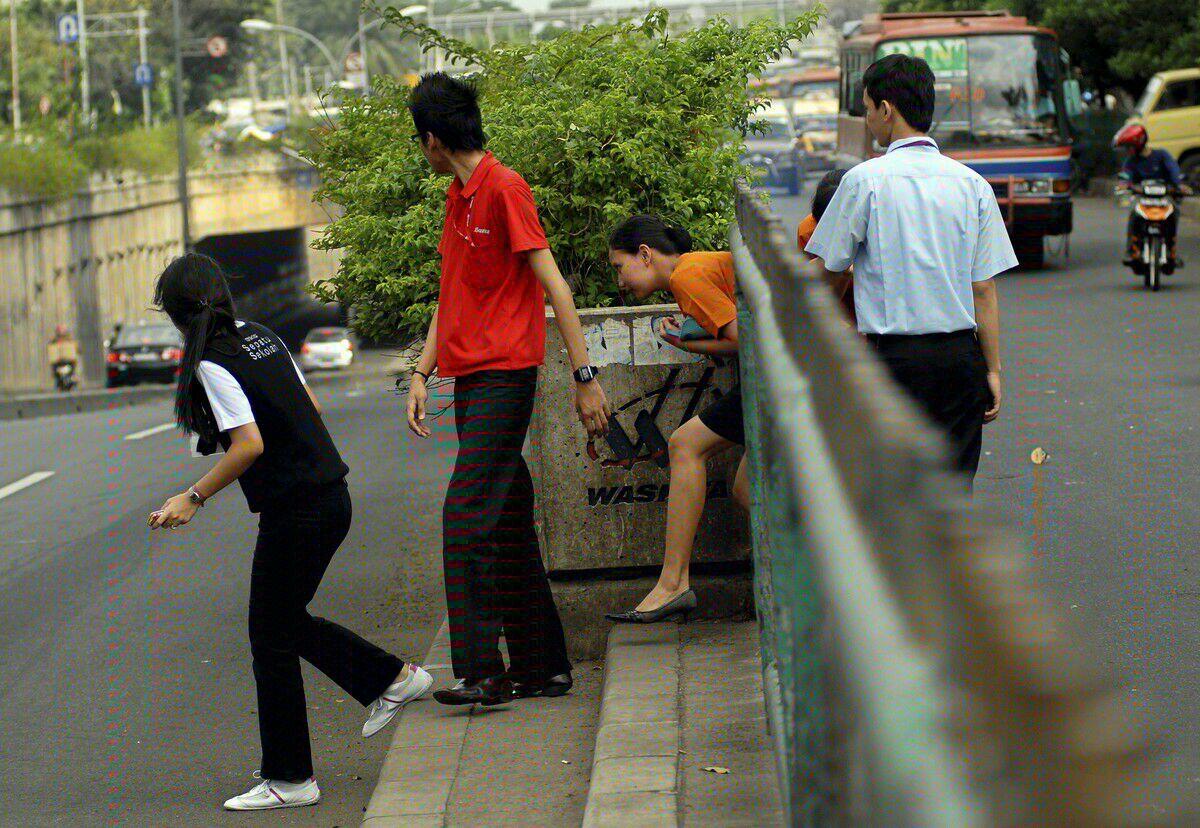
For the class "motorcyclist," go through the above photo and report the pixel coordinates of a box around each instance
[1113,124,1193,270]
[48,324,79,388]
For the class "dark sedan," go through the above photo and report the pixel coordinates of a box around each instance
[106,323,183,388]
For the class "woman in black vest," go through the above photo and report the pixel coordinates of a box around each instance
[148,253,432,812]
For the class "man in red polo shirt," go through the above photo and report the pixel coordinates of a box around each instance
[404,73,611,707]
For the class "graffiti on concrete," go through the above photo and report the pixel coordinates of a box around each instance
[585,366,720,471]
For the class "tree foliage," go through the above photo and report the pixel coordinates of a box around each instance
[879,0,1199,94]
[307,8,822,342]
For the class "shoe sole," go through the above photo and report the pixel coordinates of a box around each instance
[223,794,320,811]
[432,690,513,707]
[363,669,435,738]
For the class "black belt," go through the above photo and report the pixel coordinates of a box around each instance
[864,329,975,346]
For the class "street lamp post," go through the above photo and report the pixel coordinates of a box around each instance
[339,6,427,87]
[9,0,20,134]
[170,0,190,249]
[240,19,339,85]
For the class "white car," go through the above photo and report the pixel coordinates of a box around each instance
[299,327,355,371]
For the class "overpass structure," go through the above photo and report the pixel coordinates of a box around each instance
[0,159,337,393]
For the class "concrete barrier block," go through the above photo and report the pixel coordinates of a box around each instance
[533,304,748,575]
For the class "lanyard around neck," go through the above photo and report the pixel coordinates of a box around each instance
[892,138,937,152]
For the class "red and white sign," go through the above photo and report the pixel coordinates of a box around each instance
[344,51,364,73]
[206,36,228,59]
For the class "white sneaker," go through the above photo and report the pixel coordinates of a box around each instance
[222,777,320,811]
[362,664,433,738]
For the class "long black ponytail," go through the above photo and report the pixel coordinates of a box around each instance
[608,215,694,257]
[153,252,239,438]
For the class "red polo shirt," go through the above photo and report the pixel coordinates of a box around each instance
[436,152,549,378]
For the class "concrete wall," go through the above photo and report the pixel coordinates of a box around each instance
[532,304,748,575]
[0,161,329,393]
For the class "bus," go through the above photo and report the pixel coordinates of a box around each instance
[837,11,1084,268]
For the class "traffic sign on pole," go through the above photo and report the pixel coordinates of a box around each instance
[206,35,228,58]
[56,13,80,44]
[134,63,154,88]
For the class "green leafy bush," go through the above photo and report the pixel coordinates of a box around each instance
[308,8,822,342]
[0,139,88,201]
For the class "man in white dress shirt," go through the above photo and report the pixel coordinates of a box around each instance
[805,53,1016,487]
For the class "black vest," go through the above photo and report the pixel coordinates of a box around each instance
[200,321,348,513]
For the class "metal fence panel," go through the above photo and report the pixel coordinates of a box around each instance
[733,185,1190,827]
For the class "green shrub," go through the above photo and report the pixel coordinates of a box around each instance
[308,8,822,342]
[0,139,88,200]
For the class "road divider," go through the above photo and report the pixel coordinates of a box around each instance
[0,471,55,501]
[0,355,400,423]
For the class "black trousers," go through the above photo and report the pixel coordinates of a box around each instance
[249,481,403,781]
[868,330,990,485]
[444,368,571,684]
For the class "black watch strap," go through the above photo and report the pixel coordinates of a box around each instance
[573,365,599,383]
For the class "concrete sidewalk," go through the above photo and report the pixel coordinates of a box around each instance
[362,619,781,827]
[362,621,602,827]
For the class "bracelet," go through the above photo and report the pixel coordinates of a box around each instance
[188,485,207,507]
[413,369,430,382]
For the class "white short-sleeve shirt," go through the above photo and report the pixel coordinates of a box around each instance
[195,321,306,433]
[805,136,1018,335]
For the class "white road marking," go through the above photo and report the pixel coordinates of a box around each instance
[124,422,176,441]
[0,471,55,501]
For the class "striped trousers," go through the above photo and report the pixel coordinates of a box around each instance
[443,368,571,684]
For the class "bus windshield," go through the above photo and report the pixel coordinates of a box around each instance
[877,34,1066,148]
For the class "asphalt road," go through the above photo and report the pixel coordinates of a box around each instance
[2,189,1197,823]
[771,184,1200,794]
[0,368,455,827]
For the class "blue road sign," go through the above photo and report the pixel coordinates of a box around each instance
[56,14,80,45]
[134,63,154,88]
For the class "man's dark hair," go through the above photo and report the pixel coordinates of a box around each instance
[408,72,486,152]
[863,54,935,133]
[812,169,848,221]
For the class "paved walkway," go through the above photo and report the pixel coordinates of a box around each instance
[362,619,781,827]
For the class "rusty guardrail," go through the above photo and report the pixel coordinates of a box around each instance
[733,183,1188,826]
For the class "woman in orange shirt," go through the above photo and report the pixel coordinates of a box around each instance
[799,169,857,324]
[604,215,745,623]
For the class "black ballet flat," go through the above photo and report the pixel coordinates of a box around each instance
[605,589,697,624]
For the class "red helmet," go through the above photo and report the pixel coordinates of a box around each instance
[1113,123,1148,150]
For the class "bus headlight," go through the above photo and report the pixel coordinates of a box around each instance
[1014,179,1053,195]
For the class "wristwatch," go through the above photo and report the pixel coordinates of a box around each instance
[573,365,599,384]
[187,486,206,507]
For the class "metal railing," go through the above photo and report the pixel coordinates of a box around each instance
[732,185,1190,826]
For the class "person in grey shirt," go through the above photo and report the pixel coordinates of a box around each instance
[806,53,1017,486]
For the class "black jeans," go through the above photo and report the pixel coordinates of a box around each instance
[443,369,571,684]
[868,330,990,486]
[249,481,403,781]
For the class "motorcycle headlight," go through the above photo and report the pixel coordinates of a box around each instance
[1013,179,1052,196]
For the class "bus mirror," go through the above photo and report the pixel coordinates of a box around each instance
[1063,79,1084,117]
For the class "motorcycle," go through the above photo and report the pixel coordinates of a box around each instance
[52,361,77,392]
[1120,179,1182,292]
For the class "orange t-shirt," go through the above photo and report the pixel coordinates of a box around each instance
[798,213,857,325]
[797,213,818,253]
[668,251,736,337]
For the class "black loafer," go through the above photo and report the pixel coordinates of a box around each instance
[511,673,573,699]
[605,589,697,624]
[432,675,514,707]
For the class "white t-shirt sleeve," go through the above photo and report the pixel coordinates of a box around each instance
[196,360,255,432]
[805,174,869,271]
[971,182,1020,282]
